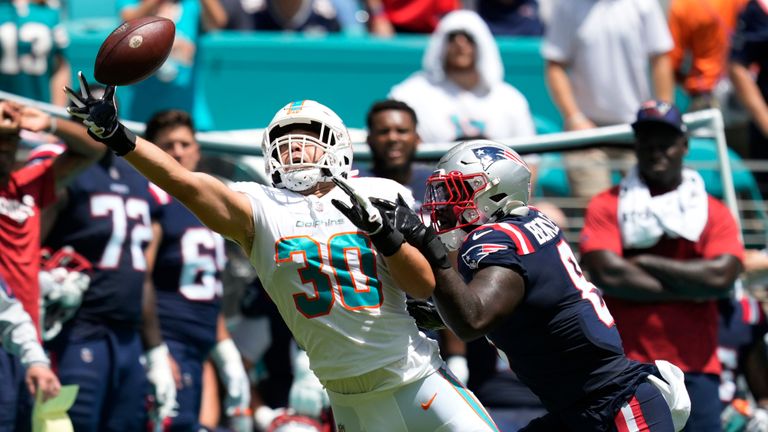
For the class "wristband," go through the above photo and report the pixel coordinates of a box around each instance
[422,235,451,269]
[91,123,137,156]
[46,117,57,135]
[369,222,405,257]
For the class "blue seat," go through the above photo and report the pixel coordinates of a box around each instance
[66,0,117,20]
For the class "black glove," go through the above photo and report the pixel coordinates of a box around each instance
[370,195,451,270]
[65,71,136,156]
[406,298,446,331]
[330,176,404,257]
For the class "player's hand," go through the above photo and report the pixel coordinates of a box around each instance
[289,349,329,419]
[26,364,61,401]
[64,71,136,156]
[371,195,451,269]
[330,176,404,257]
[144,343,178,421]
[747,407,768,432]
[406,298,446,330]
[210,339,251,418]
[19,106,53,133]
[0,100,21,133]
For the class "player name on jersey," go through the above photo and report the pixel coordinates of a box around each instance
[523,214,560,245]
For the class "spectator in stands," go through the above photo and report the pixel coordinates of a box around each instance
[118,0,228,127]
[543,0,674,198]
[729,0,768,196]
[466,0,544,36]
[235,0,342,33]
[0,274,61,430]
[0,0,70,106]
[668,0,747,112]
[389,10,537,175]
[364,0,459,37]
[0,98,104,430]
[142,109,251,431]
[580,100,745,431]
[718,284,768,431]
[358,100,434,203]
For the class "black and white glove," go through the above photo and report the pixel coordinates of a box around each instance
[406,298,446,330]
[370,195,451,269]
[65,71,136,156]
[330,176,404,257]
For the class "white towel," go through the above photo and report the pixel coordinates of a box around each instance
[646,360,691,432]
[618,167,708,249]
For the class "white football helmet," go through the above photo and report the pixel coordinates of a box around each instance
[422,140,531,251]
[262,100,353,192]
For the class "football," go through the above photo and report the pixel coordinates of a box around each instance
[94,16,175,86]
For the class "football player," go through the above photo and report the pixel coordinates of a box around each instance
[66,73,499,431]
[347,140,694,431]
[143,109,250,431]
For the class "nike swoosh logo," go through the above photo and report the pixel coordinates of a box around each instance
[472,230,491,241]
[421,393,437,410]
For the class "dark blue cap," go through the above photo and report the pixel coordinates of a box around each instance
[631,100,687,135]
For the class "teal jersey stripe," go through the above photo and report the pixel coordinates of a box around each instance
[437,367,499,431]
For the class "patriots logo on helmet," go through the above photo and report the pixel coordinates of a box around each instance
[461,243,508,269]
[472,147,527,170]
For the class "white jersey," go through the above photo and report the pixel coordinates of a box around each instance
[231,177,441,386]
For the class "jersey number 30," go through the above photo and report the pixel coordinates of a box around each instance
[277,233,383,319]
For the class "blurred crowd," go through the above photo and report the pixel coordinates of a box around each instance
[3,0,768,431]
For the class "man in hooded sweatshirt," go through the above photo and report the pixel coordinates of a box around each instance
[388,10,536,148]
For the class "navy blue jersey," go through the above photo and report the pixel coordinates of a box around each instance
[151,186,223,351]
[717,291,768,403]
[45,156,157,333]
[457,208,638,413]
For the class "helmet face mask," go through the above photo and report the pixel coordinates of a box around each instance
[422,140,531,250]
[424,171,486,233]
[263,100,353,192]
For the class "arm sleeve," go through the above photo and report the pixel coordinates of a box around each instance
[642,0,674,55]
[0,283,49,368]
[579,193,623,255]
[541,2,574,62]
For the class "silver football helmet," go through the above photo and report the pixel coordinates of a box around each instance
[263,100,353,192]
[422,140,531,250]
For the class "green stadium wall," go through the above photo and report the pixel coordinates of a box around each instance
[65,23,562,132]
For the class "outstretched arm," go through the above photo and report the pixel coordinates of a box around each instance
[64,75,255,252]
[124,138,254,250]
